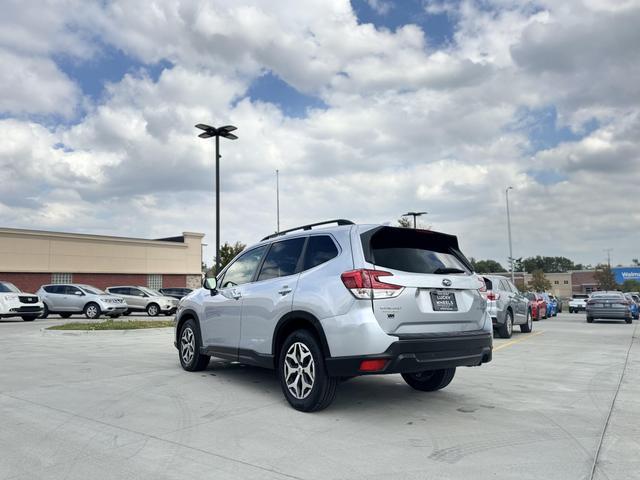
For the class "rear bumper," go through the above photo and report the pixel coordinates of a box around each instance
[325,331,493,377]
[586,308,630,319]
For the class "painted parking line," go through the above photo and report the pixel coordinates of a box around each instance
[494,330,544,352]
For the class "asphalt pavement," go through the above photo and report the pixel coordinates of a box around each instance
[0,313,638,480]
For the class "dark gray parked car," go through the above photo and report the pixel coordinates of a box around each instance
[586,291,632,324]
[482,275,532,338]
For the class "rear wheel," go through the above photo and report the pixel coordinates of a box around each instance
[179,319,210,371]
[41,303,50,319]
[569,307,574,313]
[21,315,37,322]
[278,329,338,412]
[520,309,533,333]
[497,310,513,338]
[587,316,594,323]
[625,317,632,324]
[402,368,456,392]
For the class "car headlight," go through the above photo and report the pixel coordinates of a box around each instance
[3,295,18,302]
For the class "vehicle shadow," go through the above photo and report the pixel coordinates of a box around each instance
[202,359,451,412]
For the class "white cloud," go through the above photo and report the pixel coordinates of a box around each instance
[0,0,639,267]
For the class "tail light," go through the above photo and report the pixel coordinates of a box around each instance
[486,291,500,301]
[341,269,404,299]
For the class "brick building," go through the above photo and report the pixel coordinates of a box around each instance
[0,228,204,293]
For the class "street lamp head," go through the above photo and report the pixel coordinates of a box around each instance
[220,132,238,140]
[198,131,215,138]
[195,124,238,140]
[219,125,237,133]
[506,186,513,191]
[403,211,427,217]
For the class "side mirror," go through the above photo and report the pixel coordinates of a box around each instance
[203,277,217,294]
[74,291,83,296]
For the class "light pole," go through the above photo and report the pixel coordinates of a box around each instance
[505,186,514,283]
[195,123,238,275]
[276,169,280,233]
[403,211,427,229]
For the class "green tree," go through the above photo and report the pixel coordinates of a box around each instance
[522,256,580,273]
[212,241,246,274]
[528,269,552,292]
[397,217,412,228]
[471,259,506,273]
[621,279,640,292]
[594,263,617,291]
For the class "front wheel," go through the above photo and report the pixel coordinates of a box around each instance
[278,329,338,412]
[402,368,456,392]
[146,303,160,317]
[41,303,50,319]
[84,303,101,319]
[520,309,533,333]
[179,319,210,371]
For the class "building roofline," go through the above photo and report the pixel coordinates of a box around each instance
[0,227,204,247]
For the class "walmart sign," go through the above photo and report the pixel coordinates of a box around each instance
[612,267,640,285]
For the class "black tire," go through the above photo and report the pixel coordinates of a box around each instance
[587,316,594,323]
[625,317,632,324]
[84,302,101,319]
[520,309,533,333]
[110,314,121,319]
[497,310,513,339]
[278,329,338,412]
[569,307,573,313]
[146,303,160,317]
[41,303,50,319]
[60,313,72,319]
[178,319,210,371]
[402,368,456,392]
[124,309,131,316]
[21,315,37,322]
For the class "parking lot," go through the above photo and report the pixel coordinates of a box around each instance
[1,312,638,480]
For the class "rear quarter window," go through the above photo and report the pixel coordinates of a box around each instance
[303,235,339,270]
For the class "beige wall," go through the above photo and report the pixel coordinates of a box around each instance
[523,272,572,298]
[0,228,204,275]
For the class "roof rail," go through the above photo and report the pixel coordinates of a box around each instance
[261,219,355,241]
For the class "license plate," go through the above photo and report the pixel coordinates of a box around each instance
[430,291,458,311]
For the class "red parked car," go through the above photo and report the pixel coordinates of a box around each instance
[526,292,547,321]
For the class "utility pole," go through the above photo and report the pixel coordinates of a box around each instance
[505,187,514,283]
[276,169,280,233]
[604,248,613,268]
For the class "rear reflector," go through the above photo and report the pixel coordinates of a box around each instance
[359,359,389,372]
[341,269,404,299]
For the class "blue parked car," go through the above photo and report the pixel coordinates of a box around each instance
[624,293,639,320]
[540,293,557,317]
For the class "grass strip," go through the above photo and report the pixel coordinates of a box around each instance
[48,320,174,331]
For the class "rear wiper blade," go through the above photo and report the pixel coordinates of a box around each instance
[433,268,466,274]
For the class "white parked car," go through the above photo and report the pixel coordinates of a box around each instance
[0,281,44,321]
[568,294,588,313]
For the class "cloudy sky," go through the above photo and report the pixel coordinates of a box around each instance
[1,0,638,267]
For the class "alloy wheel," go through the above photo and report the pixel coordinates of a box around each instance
[86,305,98,318]
[507,313,513,335]
[148,305,158,316]
[181,327,195,365]
[284,342,315,400]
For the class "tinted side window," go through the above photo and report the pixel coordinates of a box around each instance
[65,286,81,295]
[43,285,58,293]
[109,287,124,295]
[221,245,268,288]
[303,235,339,270]
[258,238,306,281]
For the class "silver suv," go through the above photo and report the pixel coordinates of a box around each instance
[481,275,532,338]
[105,286,178,316]
[174,220,493,412]
[37,284,128,319]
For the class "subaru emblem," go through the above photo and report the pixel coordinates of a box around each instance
[442,278,452,287]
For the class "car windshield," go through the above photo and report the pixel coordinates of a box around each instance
[0,282,21,293]
[79,285,105,295]
[140,287,162,296]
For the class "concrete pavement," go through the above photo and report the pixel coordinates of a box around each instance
[0,313,638,479]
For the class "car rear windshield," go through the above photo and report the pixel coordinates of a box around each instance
[361,226,471,275]
[591,294,624,300]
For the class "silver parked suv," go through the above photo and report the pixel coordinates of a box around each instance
[105,286,178,316]
[481,275,532,338]
[37,284,128,319]
[174,220,493,412]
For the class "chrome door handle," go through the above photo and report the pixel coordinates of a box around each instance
[278,287,292,296]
